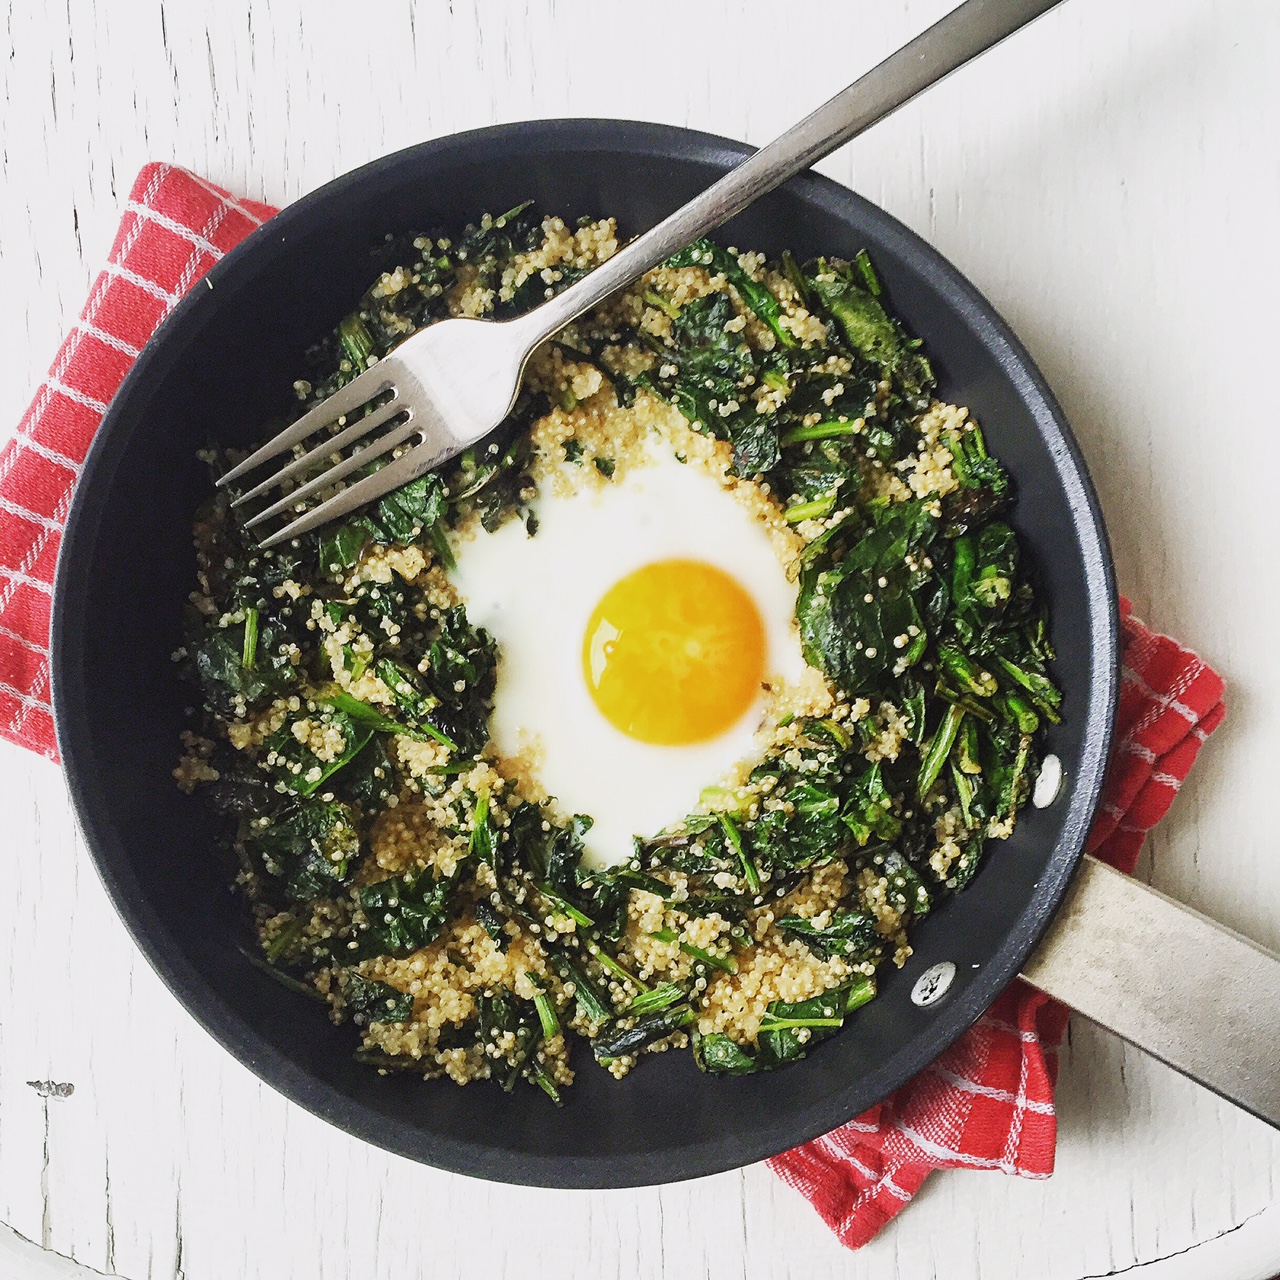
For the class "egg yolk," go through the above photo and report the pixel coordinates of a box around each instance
[583,558,766,745]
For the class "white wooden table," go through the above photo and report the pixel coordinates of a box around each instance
[3,1,1280,1276]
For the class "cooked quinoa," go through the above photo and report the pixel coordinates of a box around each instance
[177,204,1061,1099]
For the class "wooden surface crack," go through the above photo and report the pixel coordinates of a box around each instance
[1081,1208,1271,1280]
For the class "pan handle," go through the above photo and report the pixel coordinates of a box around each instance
[1019,854,1280,1127]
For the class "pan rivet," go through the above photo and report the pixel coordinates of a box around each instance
[1033,754,1063,808]
[912,961,956,1007]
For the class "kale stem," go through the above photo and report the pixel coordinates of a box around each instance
[345,647,369,682]
[854,249,882,297]
[528,1059,564,1106]
[338,313,374,367]
[698,784,749,817]
[718,814,760,895]
[957,715,982,774]
[535,883,595,929]
[264,915,303,964]
[943,428,971,485]
[994,654,1062,721]
[780,420,860,446]
[917,704,966,800]
[241,607,259,670]
[785,493,837,524]
[811,717,852,751]
[547,951,612,1023]
[937,646,997,697]
[531,984,560,1039]
[781,250,811,308]
[1000,691,1040,735]
[642,287,680,320]
[584,939,649,992]
[448,461,500,503]
[845,976,877,1012]
[429,519,457,571]
[468,789,495,864]
[679,941,737,974]
[759,1015,843,1032]
[1001,733,1034,818]
[951,761,975,828]
[622,982,685,1016]
[420,721,458,752]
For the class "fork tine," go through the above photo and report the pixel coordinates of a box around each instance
[243,415,420,530]
[231,391,406,507]
[258,436,450,549]
[217,362,396,487]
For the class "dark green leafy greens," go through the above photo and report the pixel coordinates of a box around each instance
[355,865,462,959]
[343,972,414,1026]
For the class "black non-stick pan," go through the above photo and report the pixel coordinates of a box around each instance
[50,121,1280,1189]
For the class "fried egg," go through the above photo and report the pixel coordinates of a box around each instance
[451,444,807,867]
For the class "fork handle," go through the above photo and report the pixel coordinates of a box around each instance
[511,0,1064,346]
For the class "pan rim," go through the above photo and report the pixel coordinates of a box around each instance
[51,118,1119,1188]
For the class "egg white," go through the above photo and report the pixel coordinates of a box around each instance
[450,443,807,868]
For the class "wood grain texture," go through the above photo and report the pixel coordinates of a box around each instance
[2,1,1279,1276]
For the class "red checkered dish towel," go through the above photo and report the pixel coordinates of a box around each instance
[0,166,1226,1250]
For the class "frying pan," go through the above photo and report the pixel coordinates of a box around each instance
[50,121,1280,1189]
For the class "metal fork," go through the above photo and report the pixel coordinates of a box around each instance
[221,0,1062,547]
